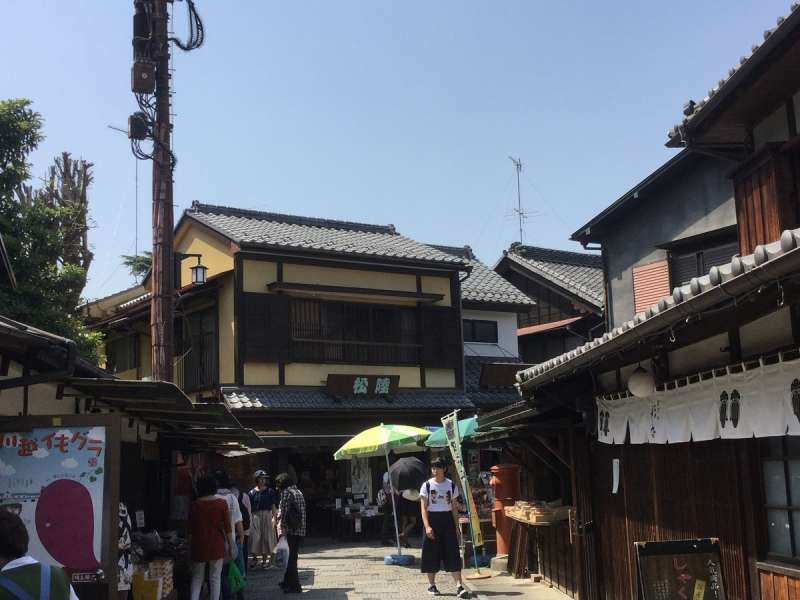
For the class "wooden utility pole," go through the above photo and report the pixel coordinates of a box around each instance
[150,0,175,382]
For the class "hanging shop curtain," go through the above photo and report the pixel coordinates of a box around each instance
[595,355,800,444]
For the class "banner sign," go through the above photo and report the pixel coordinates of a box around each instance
[0,426,106,579]
[327,374,400,399]
[441,411,483,548]
[597,356,800,444]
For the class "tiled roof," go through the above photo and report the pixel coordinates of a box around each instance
[464,356,522,409]
[667,5,800,145]
[429,245,534,307]
[503,244,604,308]
[186,202,466,267]
[222,386,474,411]
[517,228,800,392]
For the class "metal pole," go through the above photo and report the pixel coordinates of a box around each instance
[150,0,175,382]
[384,446,402,556]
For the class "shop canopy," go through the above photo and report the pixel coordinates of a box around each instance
[424,416,479,447]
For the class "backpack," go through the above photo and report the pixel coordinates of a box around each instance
[237,489,251,531]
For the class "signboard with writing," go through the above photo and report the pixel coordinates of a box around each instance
[0,426,106,581]
[326,374,400,399]
[441,411,484,548]
[635,538,726,600]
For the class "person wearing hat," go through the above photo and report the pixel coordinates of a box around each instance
[248,470,278,569]
[419,457,469,598]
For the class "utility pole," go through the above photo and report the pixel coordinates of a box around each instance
[509,156,524,243]
[150,0,174,382]
[129,0,203,382]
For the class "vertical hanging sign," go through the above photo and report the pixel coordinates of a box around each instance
[441,411,483,547]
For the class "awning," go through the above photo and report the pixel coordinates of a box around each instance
[68,378,242,429]
[160,427,267,452]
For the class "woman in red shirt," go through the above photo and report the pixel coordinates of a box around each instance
[189,475,233,600]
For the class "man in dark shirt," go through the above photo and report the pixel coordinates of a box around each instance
[275,473,306,594]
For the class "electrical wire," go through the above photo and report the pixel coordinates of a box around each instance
[169,0,204,51]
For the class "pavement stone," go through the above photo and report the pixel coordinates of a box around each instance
[242,539,567,599]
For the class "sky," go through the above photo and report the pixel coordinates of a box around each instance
[1,1,791,300]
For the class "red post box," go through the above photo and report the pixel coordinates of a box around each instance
[490,463,521,555]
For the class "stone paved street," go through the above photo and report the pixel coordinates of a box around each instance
[243,539,566,600]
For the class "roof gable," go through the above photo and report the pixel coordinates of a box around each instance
[501,244,604,309]
[667,5,800,147]
[428,244,534,307]
[186,202,465,268]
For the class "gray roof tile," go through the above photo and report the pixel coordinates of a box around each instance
[429,245,534,307]
[222,386,474,411]
[667,5,800,143]
[187,202,466,267]
[517,227,800,390]
[504,245,604,308]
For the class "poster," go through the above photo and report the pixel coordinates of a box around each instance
[635,538,726,600]
[441,412,483,547]
[0,426,106,577]
[350,455,371,500]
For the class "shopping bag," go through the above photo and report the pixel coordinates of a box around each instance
[274,536,290,577]
[226,560,246,594]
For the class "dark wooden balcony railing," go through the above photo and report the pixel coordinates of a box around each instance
[289,338,422,366]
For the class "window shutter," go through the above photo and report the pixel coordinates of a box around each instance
[669,251,699,288]
[632,260,670,314]
[242,293,268,361]
[241,293,290,362]
[265,294,290,362]
[421,306,461,368]
[700,241,739,272]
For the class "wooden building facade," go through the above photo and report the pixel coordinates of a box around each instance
[480,8,800,598]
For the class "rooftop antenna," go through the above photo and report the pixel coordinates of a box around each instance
[508,156,526,243]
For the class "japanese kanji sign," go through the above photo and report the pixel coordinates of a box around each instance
[326,374,400,399]
[0,426,106,576]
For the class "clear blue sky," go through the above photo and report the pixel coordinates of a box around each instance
[1,1,789,299]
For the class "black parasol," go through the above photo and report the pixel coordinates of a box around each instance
[388,456,428,492]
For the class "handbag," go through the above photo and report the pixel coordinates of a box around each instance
[226,560,245,594]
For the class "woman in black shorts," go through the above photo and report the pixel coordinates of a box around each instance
[419,457,469,598]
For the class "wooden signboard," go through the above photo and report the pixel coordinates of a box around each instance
[326,374,400,399]
[635,538,725,600]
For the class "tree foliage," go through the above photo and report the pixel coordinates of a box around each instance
[121,250,152,281]
[0,99,102,363]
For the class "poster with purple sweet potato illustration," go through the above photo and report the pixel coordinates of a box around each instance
[0,427,105,576]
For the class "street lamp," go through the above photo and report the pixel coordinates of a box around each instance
[176,253,207,286]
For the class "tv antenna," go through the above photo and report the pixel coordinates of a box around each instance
[508,156,531,243]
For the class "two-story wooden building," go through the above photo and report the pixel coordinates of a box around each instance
[90,202,477,497]
[480,6,800,599]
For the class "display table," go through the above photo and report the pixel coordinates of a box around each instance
[333,512,383,540]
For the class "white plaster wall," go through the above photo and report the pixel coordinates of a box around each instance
[462,309,519,358]
[753,104,790,149]
[739,307,793,357]
[668,332,730,377]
